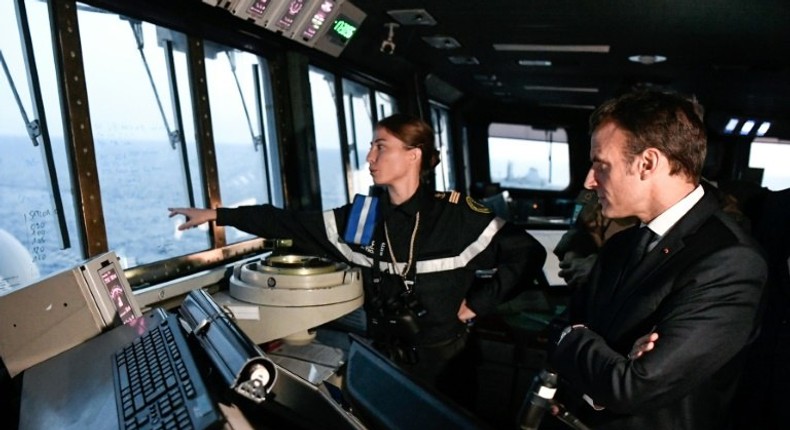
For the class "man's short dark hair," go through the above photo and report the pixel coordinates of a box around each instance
[590,90,707,183]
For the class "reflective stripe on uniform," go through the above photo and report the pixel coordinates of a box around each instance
[416,217,505,273]
[324,210,374,267]
[324,211,505,274]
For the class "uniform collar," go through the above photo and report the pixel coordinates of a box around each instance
[380,185,433,218]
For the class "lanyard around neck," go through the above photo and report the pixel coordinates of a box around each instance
[383,211,420,285]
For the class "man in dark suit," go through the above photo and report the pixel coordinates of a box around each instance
[547,90,767,430]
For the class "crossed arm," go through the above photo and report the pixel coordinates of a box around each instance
[550,247,765,413]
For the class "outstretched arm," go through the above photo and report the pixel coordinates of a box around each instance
[168,207,217,230]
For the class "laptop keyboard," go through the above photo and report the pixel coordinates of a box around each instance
[112,314,221,430]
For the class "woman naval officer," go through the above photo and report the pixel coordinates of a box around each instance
[169,113,546,394]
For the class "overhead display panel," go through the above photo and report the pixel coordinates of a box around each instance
[291,0,341,47]
[231,0,279,27]
[208,0,365,57]
[264,0,317,37]
[312,0,365,57]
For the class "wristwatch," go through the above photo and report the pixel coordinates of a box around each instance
[557,324,587,345]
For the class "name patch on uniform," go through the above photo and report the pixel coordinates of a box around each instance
[344,194,378,246]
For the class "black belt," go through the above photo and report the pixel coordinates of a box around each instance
[375,329,468,365]
[415,329,467,349]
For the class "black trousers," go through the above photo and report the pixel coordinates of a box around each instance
[378,330,479,410]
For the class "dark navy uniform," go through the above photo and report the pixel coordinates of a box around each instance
[217,186,546,385]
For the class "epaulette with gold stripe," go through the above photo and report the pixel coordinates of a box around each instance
[465,196,492,214]
[434,190,490,213]
[434,190,461,204]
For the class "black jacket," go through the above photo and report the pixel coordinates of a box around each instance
[549,189,766,430]
[218,187,546,345]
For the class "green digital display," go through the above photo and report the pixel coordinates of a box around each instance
[331,17,358,43]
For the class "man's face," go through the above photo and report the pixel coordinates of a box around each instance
[584,121,645,219]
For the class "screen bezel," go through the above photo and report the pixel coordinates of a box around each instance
[328,14,358,46]
[81,252,142,327]
[97,263,138,325]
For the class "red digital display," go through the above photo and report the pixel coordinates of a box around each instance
[100,267,137,325]
[247,0,272,18]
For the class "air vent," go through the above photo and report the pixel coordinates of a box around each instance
[448,55,479,65]
[422,36,461,49]
[473,74,497,82]
[386,9,437,26]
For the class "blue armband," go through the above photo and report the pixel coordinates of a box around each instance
[343,194,378,246]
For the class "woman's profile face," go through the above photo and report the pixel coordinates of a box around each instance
[366,127,420,187]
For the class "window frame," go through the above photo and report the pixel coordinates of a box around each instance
[487,122,571,192]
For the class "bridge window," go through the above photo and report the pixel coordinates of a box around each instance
[310,66,400,206]
[77,8,211,266]
[341,80,397,197]
[342,78,374,197]
[749,139,790,190]
[375,92,397,119]
[487,123,570,191]
[431,104,454,191]
[78,6,283,264]
[309,66,346,209]
[205,45,282,243]
[1,0,84,285]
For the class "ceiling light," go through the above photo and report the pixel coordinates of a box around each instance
[493,44,610,53]
[724,118,739,133]
[422,36,461,49]
[523,85,599,93]
[518,59,552,66]
[628,55,667,65]
[739,120,755,135]
[756,121,771,136]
